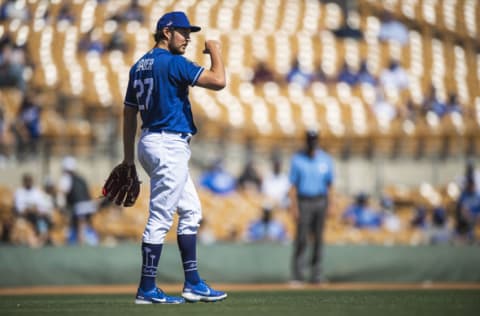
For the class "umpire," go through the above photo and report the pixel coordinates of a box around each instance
[288,129,335,284]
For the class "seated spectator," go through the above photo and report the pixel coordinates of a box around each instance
[0,0,29,21]
[11,92,42,161]
[237,159,262,192]
[0,37,26,92]
[251,61,275,85]
[245,208,287,242]
[371,88,397,123]
[332,15,363,40]
[422,85,447,117]
[342,193,383,229]
[411,205,428,229]
[357,60,377,86]
[198,218,216,245]
[379,194,401,233]
[286,58,314,89]
[261,158,290,210]
[58,157,99,245]
[0,106,13,166]
[106,29,128,52]
[56,3,75,23]
[78,28,104,54]
[380,59,409,91]
[13,173,53,246]
[122,0,144,23]
[427,206,452,244]
[378,10,409,46]
[455,178,480,243]
[199,158,236,195]
[336,61,358,86]
[444,92,462,116]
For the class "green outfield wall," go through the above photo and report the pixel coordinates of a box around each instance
[0,243,479,287]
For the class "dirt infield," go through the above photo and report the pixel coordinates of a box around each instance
[1,283,480,295]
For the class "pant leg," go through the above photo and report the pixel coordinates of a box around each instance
[137,132,190,244]
[310,197,328,282]
[292,199,313,281]
[177,173,202,235]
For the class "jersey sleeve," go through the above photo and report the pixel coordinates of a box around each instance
[169,55,204,86]
[124,67,138,108]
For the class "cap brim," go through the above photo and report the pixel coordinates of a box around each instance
[190,26,201,32]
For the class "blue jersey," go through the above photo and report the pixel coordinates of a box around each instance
[289,149,334,197]
[124,48,204,134]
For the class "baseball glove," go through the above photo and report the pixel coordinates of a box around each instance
[102,163,141,207]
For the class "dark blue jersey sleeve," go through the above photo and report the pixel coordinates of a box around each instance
[124,67,138,108]
[169,55,204,86]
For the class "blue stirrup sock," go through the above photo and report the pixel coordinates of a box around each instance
[139,242,163,291]
[177,234,201,284]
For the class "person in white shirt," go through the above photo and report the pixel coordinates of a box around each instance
[261,158,290,211]
[13,173,53,245]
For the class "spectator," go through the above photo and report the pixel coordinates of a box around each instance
[371,88,397,123]
[245,208,287,242]
[332,15,363,40]
[261,157,290,210]
[11,92,42,161]
[57,3,75,23]
[199,158,236,195]
[444,92,462,116]
[122,0,144,23]
[251,61,275,85]
[336,61,358,86]
[78,28,105,54]
[13,173,53,246]
[289,129,335,284]
[411,205,428,229]
[379,194,401,233]
[455,178,480,243]
[0,0,29,21]
[342,193,383,229]
[198,218,216,245]
[106,29,128,52]
[357,60,377,86]
[0,37,26,92]
[286,58,314,89]
[0,106,13,166]
[58,156,99,245]
[378,11,409,46]
[237,159,262,192]
[422,85,447,117]
[426,206,452,244]
[380,59,409,91]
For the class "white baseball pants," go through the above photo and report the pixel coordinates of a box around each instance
[137,131,202,244]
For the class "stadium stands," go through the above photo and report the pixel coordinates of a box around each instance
[1,0,479,245]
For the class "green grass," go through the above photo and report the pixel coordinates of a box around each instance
[1,290,479,316]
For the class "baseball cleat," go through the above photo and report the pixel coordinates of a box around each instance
[182,280,228,302]
[135,287,185,304]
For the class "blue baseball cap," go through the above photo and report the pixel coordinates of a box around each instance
[156,11,201,32]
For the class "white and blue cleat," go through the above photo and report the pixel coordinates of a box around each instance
[135,287,185,304]
[182,280,228,302]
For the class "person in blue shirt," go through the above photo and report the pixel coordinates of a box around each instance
[245,207,287,243]
[288,129,335,284]
[122,11,226,304]
[342,193,383,229]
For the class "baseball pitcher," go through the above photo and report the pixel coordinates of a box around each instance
[103,11,226,304]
